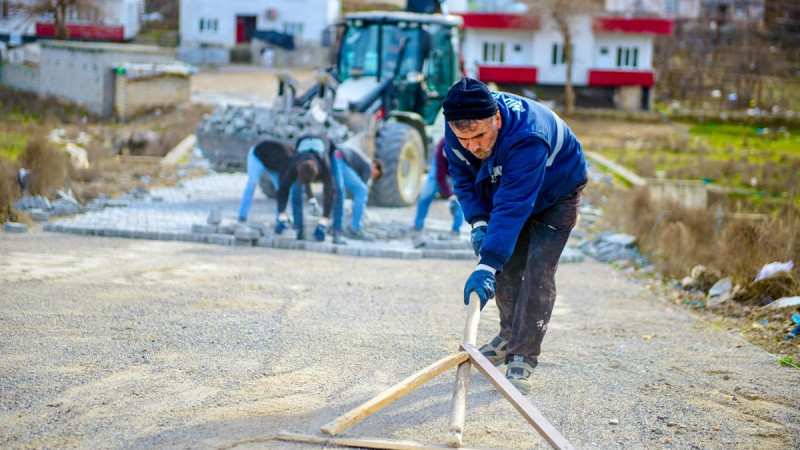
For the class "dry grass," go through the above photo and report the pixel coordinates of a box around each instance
[18,138,68,198]
[602,185,800,287]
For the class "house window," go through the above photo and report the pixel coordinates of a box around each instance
[599,46,609,55]
[2,1,9,19]
[481,41,505,64]
[199,18,218,33]
[665,0,678,15]
[552,43,568,66]
[616,46,639,68]
[283,22,303,36]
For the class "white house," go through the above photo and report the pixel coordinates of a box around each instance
[453,10,673,110]
[179,0,340,48]
[0,0,143,44]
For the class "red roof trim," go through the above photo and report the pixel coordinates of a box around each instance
[459,13,539,30]
[588,69,655,87]
[478,65,538,84]
[593,17,673,35]
[36,22,125,41]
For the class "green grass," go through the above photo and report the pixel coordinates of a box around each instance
[0,132,27,161]
[689,122,800,155]
[779,356,798,368]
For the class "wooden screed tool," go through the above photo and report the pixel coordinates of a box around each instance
[276,293,574,449]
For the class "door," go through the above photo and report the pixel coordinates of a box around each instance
[236,15,256,43]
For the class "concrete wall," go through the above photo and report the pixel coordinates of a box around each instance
[0,62,39,93]
[114,74,190,120]
[39,41,177,116]
[647,178,708,210]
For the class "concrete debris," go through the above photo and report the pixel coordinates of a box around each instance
[579,232,648,266]
[764,296,800,310]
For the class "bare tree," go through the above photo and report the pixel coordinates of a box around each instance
[522,0,601,115]
[11,0,104,40]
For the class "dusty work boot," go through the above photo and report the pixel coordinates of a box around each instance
[505,355,534,395]
[345,227,376,242]
[332,231,347,245]
[479,335,508,366]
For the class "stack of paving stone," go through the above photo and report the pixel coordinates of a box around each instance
[13,192,86,222]
[197,105,350,144]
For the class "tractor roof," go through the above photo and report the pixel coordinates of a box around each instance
[343,11,463,27]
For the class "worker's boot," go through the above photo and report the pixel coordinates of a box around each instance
[332,231,347,245]
[505,355,534,395]
[478,335,508,366]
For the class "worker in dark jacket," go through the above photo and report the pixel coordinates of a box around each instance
[330,144,384,244]
[275,134,336,241]
[442,78,587,394]
[237,139,303,223]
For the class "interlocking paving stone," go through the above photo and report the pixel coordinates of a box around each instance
[40,171,584,262]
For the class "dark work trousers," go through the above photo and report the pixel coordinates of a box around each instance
[494,179,587,367]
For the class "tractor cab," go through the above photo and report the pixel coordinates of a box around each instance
[333,12,462,125]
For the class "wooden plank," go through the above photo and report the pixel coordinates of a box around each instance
[461,343,575,450]
[321,351,470,436]
[276,431,478,449]
[445,293,481,447]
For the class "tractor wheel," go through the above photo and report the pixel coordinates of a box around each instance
[370,122,425,207]
[259,173,277,198]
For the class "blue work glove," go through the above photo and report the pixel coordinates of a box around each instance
[464,267,496,310]
[275,218,288,234]
[448,196,459,217]
[314,224,326,242]
[470,221,487,256]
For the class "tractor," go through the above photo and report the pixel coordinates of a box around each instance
[195,11,463,206]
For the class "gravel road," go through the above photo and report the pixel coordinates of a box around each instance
[1,231,798,449]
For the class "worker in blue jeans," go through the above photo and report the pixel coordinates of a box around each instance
[331,144,384,244]
[238,139,303,224]
[413,137,463,235]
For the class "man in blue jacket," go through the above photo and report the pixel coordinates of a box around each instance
[442,78,587,394]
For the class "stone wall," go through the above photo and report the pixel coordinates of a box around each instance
[114,73,190,120]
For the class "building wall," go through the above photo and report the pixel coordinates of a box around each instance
[534,14,594,86]
[0,62,39,92]
[592,33,653,70]
[39,41,176,116]
[0,0,142,41]
[114,74,190,120]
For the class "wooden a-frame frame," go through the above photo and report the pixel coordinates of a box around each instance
[276,295,574,449]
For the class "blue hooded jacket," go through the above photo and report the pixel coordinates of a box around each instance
[444,91,586,271]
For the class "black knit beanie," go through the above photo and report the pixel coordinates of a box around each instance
[442,77,498,121]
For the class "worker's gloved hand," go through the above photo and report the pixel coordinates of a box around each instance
[274,218,288,234]
[470,222,487,256]
[314,224,326,241]
[448,196,459,217]
[464,267,496,310]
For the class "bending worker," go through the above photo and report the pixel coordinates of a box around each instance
[237,139,302,224]
[442,78,587,394]
[331,144,384,244]
[275,134,336,242]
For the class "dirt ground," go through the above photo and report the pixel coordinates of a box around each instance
[1,232,798,449]
[2,65,798,448]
